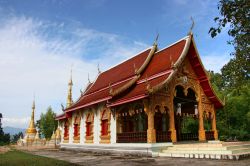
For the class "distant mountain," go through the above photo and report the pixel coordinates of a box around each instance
[3,126,25,135]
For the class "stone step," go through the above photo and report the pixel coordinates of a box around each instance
[226,144,250,150]
[159,152,250,160]
[166,147,228,151]
[231,148,250,154]
[161,149,232,155]
[173,144,223,148]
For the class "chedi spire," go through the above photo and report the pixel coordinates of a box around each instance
[26,99,37,134]
[66,68,73,108]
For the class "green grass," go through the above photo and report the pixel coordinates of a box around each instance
[0,149,77,166]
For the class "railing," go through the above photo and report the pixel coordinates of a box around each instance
[180,133,198,141]
[117,131,147,143]
[205,131,215,140]
[156,131,172,142]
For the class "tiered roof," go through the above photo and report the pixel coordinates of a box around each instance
[56,34,223,120]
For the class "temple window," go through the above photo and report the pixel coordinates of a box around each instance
[100,109,111,143]
[73,116,80,143]
[85,113,94,143]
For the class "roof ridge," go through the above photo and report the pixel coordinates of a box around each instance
[101,46,152,74]
[155,35,190,54]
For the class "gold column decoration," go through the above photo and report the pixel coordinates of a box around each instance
[198,88,206,141]
[144,100,156,143]
[211,105,218,140]
[169,95,177,142]
[66,68,73,108]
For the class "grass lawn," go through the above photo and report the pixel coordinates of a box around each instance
[0,149,78,166]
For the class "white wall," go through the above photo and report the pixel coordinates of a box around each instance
[110,111,117,144]
[93,106,101,144]
[80,111,86,144]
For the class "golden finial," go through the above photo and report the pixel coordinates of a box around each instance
[66,66,73,108]
[26,97,37,134]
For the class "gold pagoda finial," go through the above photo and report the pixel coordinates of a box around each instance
[26,97,37,134]
[66,67,73,108]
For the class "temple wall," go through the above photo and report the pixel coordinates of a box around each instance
[80,111,85,144]
[69,116,73,144]
[110,111,116,144]
[93,106,101,144]
[61,122,65,142]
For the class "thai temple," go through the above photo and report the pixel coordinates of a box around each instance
[55,32,224,156]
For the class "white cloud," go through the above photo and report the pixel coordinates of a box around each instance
[0,16,147,128]
[2,117,30,128]
[202,52,231,73]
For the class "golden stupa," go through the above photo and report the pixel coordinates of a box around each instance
[24,99,37,142]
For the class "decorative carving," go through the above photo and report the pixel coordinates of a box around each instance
[85,112,94,143]
[99,108,111,144]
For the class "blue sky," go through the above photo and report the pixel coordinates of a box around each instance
[0,0,233,129]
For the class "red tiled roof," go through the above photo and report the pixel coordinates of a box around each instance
[55,113,66,120]
[108,73,171,107]
[85,49,151,95]
[58,35,223,119]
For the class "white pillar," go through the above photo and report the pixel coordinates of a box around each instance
[110,111,117,144]
[80,112,86,144]
[94,109,100,144]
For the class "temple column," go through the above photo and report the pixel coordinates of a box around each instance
[147,110,156,143]
[211,105,218,140]
[144,100,156,143]
[169,96,176,142]
[198,100,206,141]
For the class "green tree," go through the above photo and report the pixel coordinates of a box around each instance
[209,0,250,90]
[209,0,250,141]
[0,113,10,146]
[38,107,58,140]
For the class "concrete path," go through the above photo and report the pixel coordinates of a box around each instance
[25,149,250,166]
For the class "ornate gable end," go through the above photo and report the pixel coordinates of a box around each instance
[178,57,213,104]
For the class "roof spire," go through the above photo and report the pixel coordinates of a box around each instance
[97,63,101,74]
[188,17,195,35]
[26,97,37,134]
[66,66,73,108]
[153,33,159,46]
[88,73,91,83]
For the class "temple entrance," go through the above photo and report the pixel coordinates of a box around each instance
[174,85,199,141]
[154,106,171,142]
[116,104,148,143]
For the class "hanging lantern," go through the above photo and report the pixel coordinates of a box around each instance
[195,105,198,116]
[176,103,181,116]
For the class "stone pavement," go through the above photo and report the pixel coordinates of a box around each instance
[23,149,250,166]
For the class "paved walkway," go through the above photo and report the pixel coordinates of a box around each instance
[23,149,250,166]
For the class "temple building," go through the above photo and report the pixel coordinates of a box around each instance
[55,33,223,155]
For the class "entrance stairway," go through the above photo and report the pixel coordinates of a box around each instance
[159,141,250,160]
